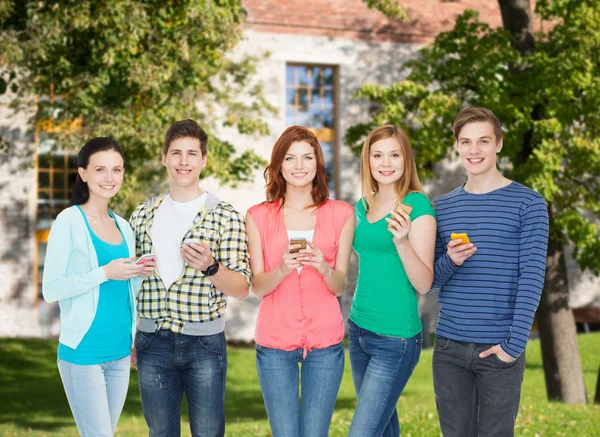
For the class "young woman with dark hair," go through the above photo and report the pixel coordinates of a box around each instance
[246,126,355,437]
[43,137,155,436]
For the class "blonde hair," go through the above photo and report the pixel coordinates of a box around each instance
[360,125,424,211]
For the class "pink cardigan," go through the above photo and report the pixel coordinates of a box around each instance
[248,199,353,356]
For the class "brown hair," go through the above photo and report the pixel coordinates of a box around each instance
[164,119,208,155]
[264,126,329,208]
[452,107,503,142]
[360,125,424,211]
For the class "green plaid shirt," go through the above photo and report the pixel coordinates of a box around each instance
[129,191,251,333]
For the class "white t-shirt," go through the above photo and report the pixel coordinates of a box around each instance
[152,192,208,290]
[286,229,314,273]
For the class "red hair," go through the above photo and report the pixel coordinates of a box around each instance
[264,126,329,208]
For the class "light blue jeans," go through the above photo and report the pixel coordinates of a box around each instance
[256,341,345,437]
[57,355,131,437]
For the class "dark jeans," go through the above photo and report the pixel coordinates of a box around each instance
[348,320,423,437]
[432,336,526,437]
[255,341,345,437]
[136,330,227,437]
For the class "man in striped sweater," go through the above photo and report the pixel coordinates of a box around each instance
[430,107,549,437]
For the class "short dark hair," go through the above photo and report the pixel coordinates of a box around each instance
[164,119,208,155]
[453,107,503,142]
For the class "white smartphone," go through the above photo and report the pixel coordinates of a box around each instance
[135,253,156,265]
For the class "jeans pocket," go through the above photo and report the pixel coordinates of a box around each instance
[433,336,451,351]
[136,331,155,353]
[491,353,519,367]
[198,332,225,356]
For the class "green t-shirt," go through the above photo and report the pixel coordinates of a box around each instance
[350,191,436,338]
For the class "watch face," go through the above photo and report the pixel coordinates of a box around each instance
[203,259,219,276]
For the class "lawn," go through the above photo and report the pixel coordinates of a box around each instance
[0,333,598,436]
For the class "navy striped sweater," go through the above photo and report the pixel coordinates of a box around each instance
[430,181,549,358]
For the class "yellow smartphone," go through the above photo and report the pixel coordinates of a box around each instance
[390,203,413,225]
[451,233,471,245]
[289,238,307,254]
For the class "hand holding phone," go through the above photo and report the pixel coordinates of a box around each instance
[447,233,476,266]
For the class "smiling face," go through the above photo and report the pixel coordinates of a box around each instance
[281,141,317,189]
[78,150,124,201]
[457,121,503,177]
[162,137,207,189]
[369,137,405,188]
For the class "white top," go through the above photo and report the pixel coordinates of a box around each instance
[152,192,208,289]
[286,229,315,273]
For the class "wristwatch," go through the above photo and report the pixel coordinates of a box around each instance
[201,257,220,277]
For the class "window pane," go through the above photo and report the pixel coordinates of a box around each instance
[38,171,50,189]
[286,88,295,106]
[311,67,321,88]
[297,88,309,111]
[324,111,334,128]
[324,89,334,107]
[323,68,334,87]
[52,154,66,169]
[52,173,66,190]
[286,66,295,86]
[286,107,297,125]
[38,153,50,169]
[296,66,308,86]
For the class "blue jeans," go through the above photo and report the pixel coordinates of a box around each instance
[432,337,526,437]
[348,320,423,437]
[57,355,131,437]
[136,330,227,437]
[255,341,345,437]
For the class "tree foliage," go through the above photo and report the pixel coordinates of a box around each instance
[349,0,600,274]
[0,0,272,214]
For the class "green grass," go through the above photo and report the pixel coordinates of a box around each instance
[1,333,598,436]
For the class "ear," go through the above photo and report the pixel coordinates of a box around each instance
[496,137,503,154]
[161,152,167,167]
[199,153,207,169]
[78,167,86,183]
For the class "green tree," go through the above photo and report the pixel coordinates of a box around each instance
[0,0,271,214]
[355,0,600,403]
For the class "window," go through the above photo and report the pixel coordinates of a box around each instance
[285,64,337,197]
[35,149,78,300]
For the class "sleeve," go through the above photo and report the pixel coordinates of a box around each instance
[501,196,549,358]
[405,192,436,221]
[427,228,459,295]
[218,209,252,285]
[42,212,107,303]
[426,196,458,294]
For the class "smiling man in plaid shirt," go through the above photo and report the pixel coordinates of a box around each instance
[130,119,250,437]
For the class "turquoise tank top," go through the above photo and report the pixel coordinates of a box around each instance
[58,206,132,364]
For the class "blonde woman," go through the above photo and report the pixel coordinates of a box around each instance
[348,125,436,437]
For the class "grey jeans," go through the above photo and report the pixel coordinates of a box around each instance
[432,336,525,437]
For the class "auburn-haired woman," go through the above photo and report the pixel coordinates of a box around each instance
[246,126,354,437]
[348,125,436,437]
[43,137,154,436]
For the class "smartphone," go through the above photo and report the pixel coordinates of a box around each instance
[450,233,471,245]
[289,238,307,254]
[390,202,413,224]
[135,253,156,265]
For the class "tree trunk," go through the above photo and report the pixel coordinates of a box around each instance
[497,0,588,405]
[537,214,587,403]
[498,0,535,55]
